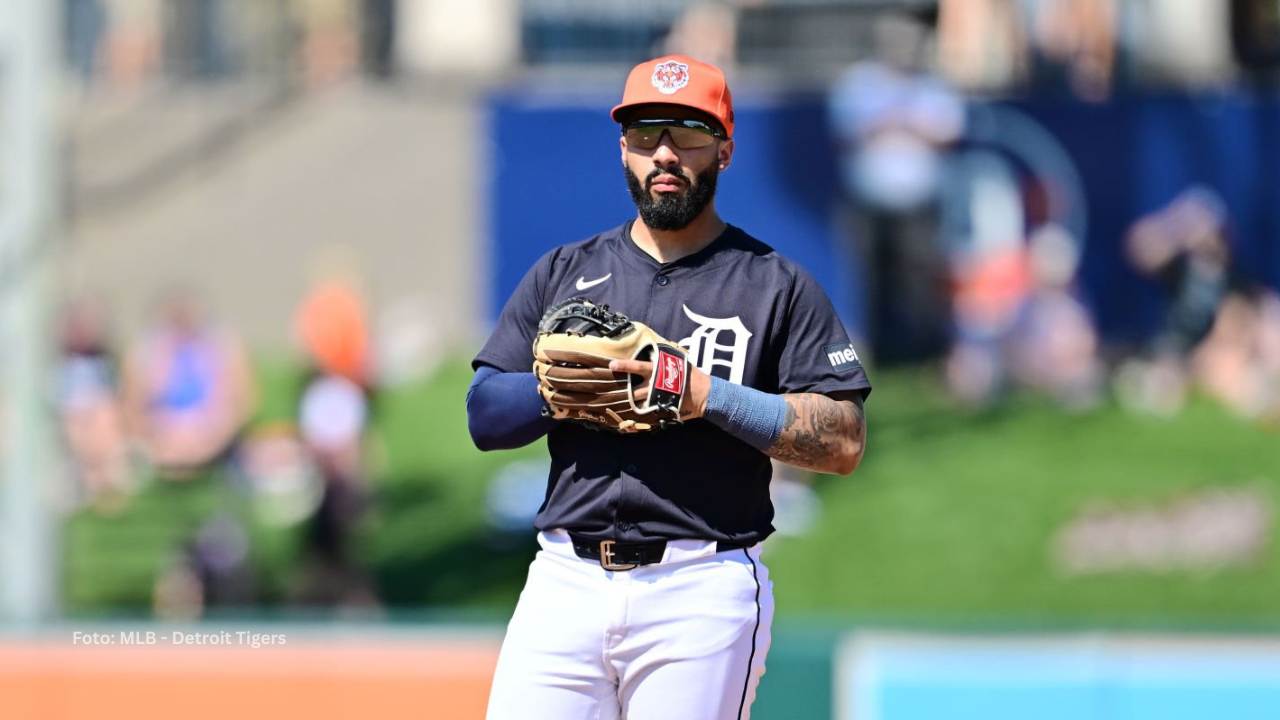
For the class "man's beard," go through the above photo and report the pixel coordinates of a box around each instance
[624,164,719,231]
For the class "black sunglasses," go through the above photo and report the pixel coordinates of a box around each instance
[623,118,726,150]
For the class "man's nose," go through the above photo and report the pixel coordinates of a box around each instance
[651,138,680,168]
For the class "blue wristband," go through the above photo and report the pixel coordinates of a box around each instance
[702,375,789,452]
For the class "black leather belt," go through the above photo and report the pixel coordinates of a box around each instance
[568,533,750,571]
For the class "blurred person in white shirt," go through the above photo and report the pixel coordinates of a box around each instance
[56,297,129,511]
[829,13,965,364]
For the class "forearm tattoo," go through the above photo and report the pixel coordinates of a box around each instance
[767,393,866,473]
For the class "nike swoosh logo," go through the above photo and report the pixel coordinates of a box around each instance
[575,273,612,291]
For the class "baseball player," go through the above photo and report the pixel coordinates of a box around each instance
[468,54,871,720]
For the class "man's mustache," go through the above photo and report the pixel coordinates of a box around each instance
[645,168,690,189]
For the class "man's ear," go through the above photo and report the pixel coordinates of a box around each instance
[620,135,628,166]
[718,138,734,171]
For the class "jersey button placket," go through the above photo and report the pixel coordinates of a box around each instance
[655,274,670,287]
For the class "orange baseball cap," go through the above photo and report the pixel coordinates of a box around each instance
[611,55,734,137]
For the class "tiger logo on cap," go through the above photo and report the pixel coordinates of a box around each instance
[651,60,690,95]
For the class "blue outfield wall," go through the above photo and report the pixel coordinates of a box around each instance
[486,87,1280,347]
[1002,93,1280,343]
[484,89,863,336]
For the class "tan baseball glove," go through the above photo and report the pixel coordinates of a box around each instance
[532,297,691,433]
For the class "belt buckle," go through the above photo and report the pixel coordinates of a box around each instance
[599,540,638,571]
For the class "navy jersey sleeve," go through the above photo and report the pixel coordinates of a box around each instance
[473,250,558,373]
[776,268,872,398]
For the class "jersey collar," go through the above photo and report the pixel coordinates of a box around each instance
[615,219,736,273]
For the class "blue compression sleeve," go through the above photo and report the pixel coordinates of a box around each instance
[467,365,557,451]
[701,376,789,452]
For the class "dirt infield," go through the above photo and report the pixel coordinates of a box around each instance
[0,635,500,719]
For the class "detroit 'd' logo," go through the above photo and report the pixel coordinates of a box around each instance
[678,305,752,385]
[651,61,690,95]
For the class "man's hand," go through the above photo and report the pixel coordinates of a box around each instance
[608,358,712,421]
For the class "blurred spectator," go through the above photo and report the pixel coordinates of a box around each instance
[1026,0,1119,100]
[153,512,256,619]
[1191,289,1280,420]
[163,0,233,79]
[939,0,1120,99]
[1008,224,1102,409]
[121,290,256,479]
[290,277,377,607]
[236,421,324,527]
[937,0,1028,91]
[942,158,1031,405]
[1118,187,1237,415]
[941,137,1100,409]
[1127,187,1234,356]
[359,0,396,79]
[297,276,371,386]
[1231,0,1280,83]
[56,297,130,512]
[102,0,163,89]
[829,13,965,364]
[662,2,738,70]
[65,0,107,84]
[152,551,205,620]
[1132,1,1233,88]
[189,513,256,606]
[292,0,359,85]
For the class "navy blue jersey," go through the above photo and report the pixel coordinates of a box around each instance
[474,221,871,545]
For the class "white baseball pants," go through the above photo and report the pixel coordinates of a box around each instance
[486,530,774,720]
